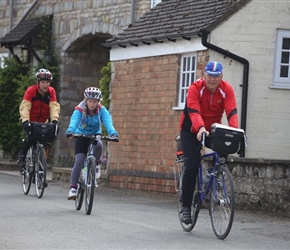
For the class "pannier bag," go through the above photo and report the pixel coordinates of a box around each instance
[30,122,56,144]
[210,123,245,156]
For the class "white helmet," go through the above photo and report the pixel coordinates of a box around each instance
[84,87,102,100]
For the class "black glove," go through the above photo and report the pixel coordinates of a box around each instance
[52,120,59,135]
[66,133,73,138]
[22,121,32,134]
[111,134,119,141]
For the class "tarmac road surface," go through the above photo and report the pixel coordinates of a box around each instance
[0,171,289,249]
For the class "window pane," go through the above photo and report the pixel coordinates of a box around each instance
[191,57,195,71]
[280,66,289,77]
[281,52,289,63]
[183,57,186,71]
[282,38,290,50]
[191,73,195,85]
[187,58,190,71]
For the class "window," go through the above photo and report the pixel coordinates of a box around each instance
[0,53,8,68]
[151,0,162,8]
[273,30,290,88]
[176,53,197,109]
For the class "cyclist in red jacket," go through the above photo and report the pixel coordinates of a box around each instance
[17,68,60,173]
[179,61,239,224]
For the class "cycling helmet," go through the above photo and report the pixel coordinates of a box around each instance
[84,87,102,100]
[35,68,53,81]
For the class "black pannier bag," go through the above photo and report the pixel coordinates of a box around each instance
[210,123,245,156]
[30,122,56,144]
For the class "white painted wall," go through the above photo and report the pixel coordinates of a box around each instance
[209,0,290,160]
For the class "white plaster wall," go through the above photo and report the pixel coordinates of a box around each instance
[209,0,290,160]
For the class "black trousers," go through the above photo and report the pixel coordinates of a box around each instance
[180,130,211,208]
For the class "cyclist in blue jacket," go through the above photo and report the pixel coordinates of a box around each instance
[66,87,118,200]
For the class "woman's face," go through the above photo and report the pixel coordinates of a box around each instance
[86,98,99,110]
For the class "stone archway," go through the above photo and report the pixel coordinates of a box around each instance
[55,32,111,162]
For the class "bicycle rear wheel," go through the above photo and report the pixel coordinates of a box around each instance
[209,166,235,240]
[85,157,96,215]
[177,160,199,232]
[22,147,33,194]
[75,181,85,210]
[35,146,47,198]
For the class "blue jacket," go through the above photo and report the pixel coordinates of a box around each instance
[66,101,118,136]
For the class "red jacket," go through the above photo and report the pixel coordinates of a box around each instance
[180,78,238,133]
[19,84,60,123]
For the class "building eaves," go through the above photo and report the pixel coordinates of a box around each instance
[0,15,52,48]
[103,0,252,49]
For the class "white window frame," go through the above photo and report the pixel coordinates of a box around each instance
[174,53,197,110]
[0,52,8,68]
[273,29,290,89]
[151,0,162,8]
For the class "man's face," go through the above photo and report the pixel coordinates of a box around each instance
[204,73,223,93]
[38,80,51,93]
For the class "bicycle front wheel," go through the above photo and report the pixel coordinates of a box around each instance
[22,147,33,195]
[85,157,96,215]
[35,146,47,198]
[209,166,235,240]
[75,181,85,210]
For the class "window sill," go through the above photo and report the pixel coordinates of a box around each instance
[172,106,184,111]
[269,85,290,90]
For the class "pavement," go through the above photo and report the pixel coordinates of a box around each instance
[0,160,53,181]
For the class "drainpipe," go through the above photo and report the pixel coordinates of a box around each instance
[8,0,14,59]
[130,0,135,24]
[198,30,249,157]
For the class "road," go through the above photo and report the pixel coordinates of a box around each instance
[0,172,289,249]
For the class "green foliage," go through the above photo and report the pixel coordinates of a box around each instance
[99,62,111,136]
[99,62,111,108]
[0,58,31,159]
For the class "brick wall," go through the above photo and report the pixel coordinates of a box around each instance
[108,55,181,192]
[107,52,209,192]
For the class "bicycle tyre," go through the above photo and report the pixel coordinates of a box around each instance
[85,157,96,215]
[209,166,235,240]
[75,181,85,210]
[177,161,199,232]
[22,147,33,195]
[35,146,47,198]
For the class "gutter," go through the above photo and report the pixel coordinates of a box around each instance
[198,30,249,157]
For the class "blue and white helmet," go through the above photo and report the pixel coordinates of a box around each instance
[84,87,102,100]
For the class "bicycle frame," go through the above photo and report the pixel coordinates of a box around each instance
[199,151,219,204]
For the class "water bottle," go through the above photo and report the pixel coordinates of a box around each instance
[82,167,86,181]
[202,170,210,191]
[95,164,101,179]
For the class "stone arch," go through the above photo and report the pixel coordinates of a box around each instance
[57,31,112,158]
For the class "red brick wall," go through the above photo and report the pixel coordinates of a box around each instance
[108,52,208,193]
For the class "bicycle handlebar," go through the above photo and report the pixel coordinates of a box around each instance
[72,134,119,142]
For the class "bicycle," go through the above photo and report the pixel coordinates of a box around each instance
[174,123,246,240]
[72,134,119,215]
[22,122,58,198]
